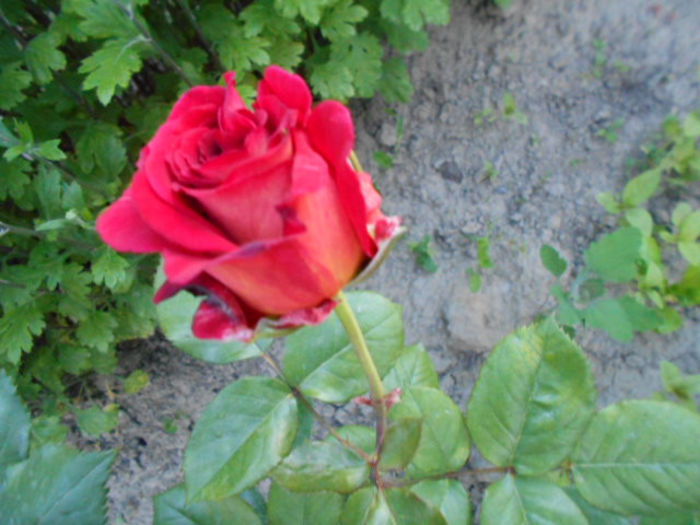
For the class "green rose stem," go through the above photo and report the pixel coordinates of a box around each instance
[335,291,389,486]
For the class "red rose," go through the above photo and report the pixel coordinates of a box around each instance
[97,66,400,341]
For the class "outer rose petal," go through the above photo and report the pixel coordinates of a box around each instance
[257,66,312,123]
[218,72,248,132]
[193,301,252,340]
[131,171,236,254]
[307,101,355,163]
[168,85,225,122]
[284,131,364,284]
[96,186,172,253]
[307,101,377,256]
[205,237,341,316]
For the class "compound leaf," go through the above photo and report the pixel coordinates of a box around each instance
[467,318,597,474]
[573,400,700,516]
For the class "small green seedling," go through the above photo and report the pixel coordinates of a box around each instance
[409,235,439,273]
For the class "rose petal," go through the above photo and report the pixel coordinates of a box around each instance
[192,300,252,340]
[169,85,225,121]
[185,161,291,244]
[307,100,355,163]
[131,171,236,253]
[192,129,293,185]
[283,131,365,283]
[218,71,249,132]
[257,66,312,124]
[206,237,340,316]
[96,186,172,253]
[306,102,377,255]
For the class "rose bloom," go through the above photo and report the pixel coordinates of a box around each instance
[97,66,400,341]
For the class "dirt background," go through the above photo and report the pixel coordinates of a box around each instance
[98,0,700,522]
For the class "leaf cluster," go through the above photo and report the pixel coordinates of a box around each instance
[0,370,115,524]
[153,290,700,524]
[542,111,700,341]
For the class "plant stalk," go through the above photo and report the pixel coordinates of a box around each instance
[335,291,388,484]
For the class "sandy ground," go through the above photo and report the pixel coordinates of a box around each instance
[99,0,699,522]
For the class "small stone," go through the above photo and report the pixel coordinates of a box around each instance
[436,160,464,183]
[378,123,397,147]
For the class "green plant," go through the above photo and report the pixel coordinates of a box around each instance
[544,112,699,340]
[0,0,449,414]
[0,370,115,524]
[501,92,528,125]
[409,234,439,273]
[149,288,700,524]
[596,118,625,143]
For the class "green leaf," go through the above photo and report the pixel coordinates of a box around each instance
[240,0,301,37]
[0,370,30,469]
[74,0,141,39]
[0,302,46,364]
[622,169,661,207]
[661,361,700,398]
[91,246,130,290]
[584,227,642,282]
[283,291,403,403]
[0,444,115,524]
[268,482,344,525]
[330,425,376,455]
[572,400,700,516]
[540,244,567,277]
[411,479,472,525]
[565,487,632,524]
[477,236,494,268]
[625,208,653,237]
[641,514,700,525]
[673,203,693,228]
[274,0,332,25]
[409,235,439,273]
[266,37,304,70]
[0,61,32,110]
[273,439,369,493]
[75,403,120,436]
[30,415,69,451]
[382,344,440,392]
[380,417,422,470]
[467,318,597,474]
[79,37,147,105]
[381,20,429,53]
[330,32,383,98]
[199,5,269,71]
[389,386,470,478]
[310,60,354,100]
[76,310,117,353]
[123,369,150,394]
[380,0,450,31]
[320,0,368,41]
[467,268,483,293]
[24,32,66,85]
[583,296,661,341]
[34,164,63,218]
[379,58,414,103]
[597,192,622,214]
[76,124,127,179]
[184,377,298,502]
[153,483,262,525]
[155,263,263,364]
[0,157,31,202]
[374,150,395,169]
[481,475,587,525]
[342,487,446,525]
[679,211,700,242]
